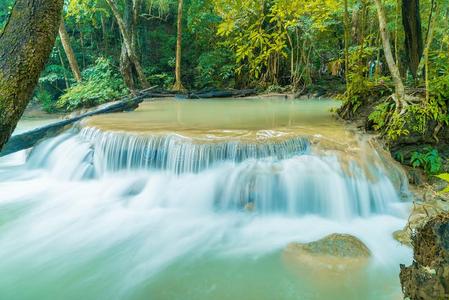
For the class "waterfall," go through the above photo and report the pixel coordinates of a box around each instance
[22,126,409,220]
[0,100,413,299]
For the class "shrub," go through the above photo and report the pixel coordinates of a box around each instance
[35,89,55,113]
[195,49,235,89]
[144,66,174,89]
[56,57,127,111]
[410,147,442,175]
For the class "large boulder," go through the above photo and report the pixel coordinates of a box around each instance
[400,213,449,299]
[283,233,371,278]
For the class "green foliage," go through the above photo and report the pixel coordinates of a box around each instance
[0,0,13,31]
[195,49,235,88]
[341,41,391,113]
[369,96,448,141]
[435,173,449,194]
[368,102,410,140]
[56,58,127,111]
[35,90,56,113]
[145,67,174,89]
[368,101,392,130]
[213,0,338,84]
[410,147,442,174]
[39,63,68,86]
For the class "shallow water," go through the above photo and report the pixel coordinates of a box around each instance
[85,98,346,141]
[0,98,412,300]
[12,116,59,135]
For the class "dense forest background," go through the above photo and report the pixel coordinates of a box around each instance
[1,0,448,136]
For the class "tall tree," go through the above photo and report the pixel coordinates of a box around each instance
[402,0,423,79]
[59,21,82,82]
[172,0,186,91]
[373,0,406,109]
[422,0,439,102]
[0,0,64,150]
[105,0,148,92]
[343,0,350,83]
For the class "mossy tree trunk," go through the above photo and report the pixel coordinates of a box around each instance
[59,21,82,83]
[0,0,64,151]
[105,0,148,92]
[172,0,186,92]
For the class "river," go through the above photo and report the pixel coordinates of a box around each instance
[0,98,412,299]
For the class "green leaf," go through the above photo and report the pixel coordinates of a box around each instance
[435,173,449,182]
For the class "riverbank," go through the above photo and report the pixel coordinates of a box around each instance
[336,90,449,298]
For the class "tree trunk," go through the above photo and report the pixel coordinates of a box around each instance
[105,0,148,92]
[343,0,350,83]
[373,0,406,105]
[119,0,138,91]
[57,46,70,89]
[351,1,361,44]
[0,0,64,150]
[59,21,82,82]
[423,0,439,102]
[172,0,185,91]
[402,0,423,79]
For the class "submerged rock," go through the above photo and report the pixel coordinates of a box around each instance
[400,213,449,299]
[284,234,371,277]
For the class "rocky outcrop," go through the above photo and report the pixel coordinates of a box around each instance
[393,185,449,247]
[284,233,371,278]
[400,213,449,299]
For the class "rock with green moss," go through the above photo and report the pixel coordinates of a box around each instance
[283,233,371,278]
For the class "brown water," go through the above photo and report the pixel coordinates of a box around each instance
[85,98,348,142]
[13,116,59,135]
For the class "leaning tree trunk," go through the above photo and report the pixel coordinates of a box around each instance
[105,0,148,92]
[172,0,186,91]
[0,0,64,150]
[59,21,82,83]
[402,0,423,80]
[373,0,406,108]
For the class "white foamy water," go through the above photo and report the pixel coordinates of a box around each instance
[0,100,412,300]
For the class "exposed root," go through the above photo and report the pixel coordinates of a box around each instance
[433,122,443,143]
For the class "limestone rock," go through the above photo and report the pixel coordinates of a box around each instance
[400,213,449,299]
[393,229,412,247]
[283,233,371,277]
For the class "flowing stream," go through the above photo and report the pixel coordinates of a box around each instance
[0,98,412,299]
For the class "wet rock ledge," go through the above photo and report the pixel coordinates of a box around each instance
[400,213,449,299]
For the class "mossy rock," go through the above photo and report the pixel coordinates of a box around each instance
[283,234,371,278]
[288,233,371,258]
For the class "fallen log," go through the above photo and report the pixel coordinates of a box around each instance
[0,93,147,157]
[184,89,257,99]
[1,88,258,157]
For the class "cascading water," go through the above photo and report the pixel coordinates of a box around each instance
[0,99,412,300]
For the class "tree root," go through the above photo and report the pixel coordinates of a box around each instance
[433,122,443,143]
